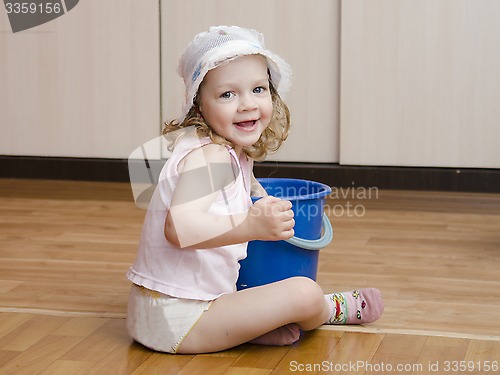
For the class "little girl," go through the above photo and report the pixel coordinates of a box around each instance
[126,25,384,354]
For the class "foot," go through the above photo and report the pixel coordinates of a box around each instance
[324,288,384,324]
[248,324,301,346]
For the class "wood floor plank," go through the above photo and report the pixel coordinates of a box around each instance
[0,314,71,351]
[463,340,500,375]
[0,335,84,375]
[38,359,95,375]
[52,316,109,337]
[176,356,237,375]
[1,179,500,373]
[271,330,342,374]
[412,336,470,375]
[224,368,272,375]
[86,340,153,375]
[364,334,427,375]
[0,280,24,294]
[0,313,33,339]
[0,351,22,369]
[0,279,130,314]
[129,352,195,375]
[231,344,290,370]
[60,319,130,363]
[325,332,384,371]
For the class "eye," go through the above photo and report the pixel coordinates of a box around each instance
[253,86,267,94]
[220,91,235,99]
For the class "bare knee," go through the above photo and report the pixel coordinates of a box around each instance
[284,277,325,320]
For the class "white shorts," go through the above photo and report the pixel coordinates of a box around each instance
[126,284,213,353]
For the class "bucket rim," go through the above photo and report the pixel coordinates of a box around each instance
[254,178,332,200]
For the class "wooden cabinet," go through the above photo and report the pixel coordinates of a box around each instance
[0,0,160,158]
[340,0,500,168]
[3,0,498,168]
[0,0,340,163]
[160,0,340,163]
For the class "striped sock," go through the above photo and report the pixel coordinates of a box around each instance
[324,288,384,325]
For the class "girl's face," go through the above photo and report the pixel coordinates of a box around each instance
[198,54,273,155]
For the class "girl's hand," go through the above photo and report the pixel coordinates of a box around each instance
[247,196,295,241]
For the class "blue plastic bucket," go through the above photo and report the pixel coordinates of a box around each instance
[237,178,333,290]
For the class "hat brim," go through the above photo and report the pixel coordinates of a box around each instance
[178,41,291,123]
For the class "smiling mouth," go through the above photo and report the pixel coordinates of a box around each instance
[234,120,257,130]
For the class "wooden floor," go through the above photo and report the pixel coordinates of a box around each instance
[1,178,499,374]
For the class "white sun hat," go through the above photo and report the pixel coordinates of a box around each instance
[176,25,292,123]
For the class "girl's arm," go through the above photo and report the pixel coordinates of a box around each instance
[250,172,268,197]
[164,144,294,249]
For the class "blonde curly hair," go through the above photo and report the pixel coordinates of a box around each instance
[163,82,290,161]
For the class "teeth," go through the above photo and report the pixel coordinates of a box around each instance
[236,121,255,127]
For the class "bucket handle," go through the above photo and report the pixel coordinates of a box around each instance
[285,213,333,250]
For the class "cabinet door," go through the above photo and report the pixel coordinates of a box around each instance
[340,0,500,168]
[161,0,340,163]
[0,1,160,158]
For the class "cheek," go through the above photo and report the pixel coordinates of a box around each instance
[262,100,274,121]
[202,103,233,127]
[199,101,217,120]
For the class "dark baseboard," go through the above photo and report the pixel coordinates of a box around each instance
[1,155,499,193]
[253,162,500,193]
[0,156,129,182]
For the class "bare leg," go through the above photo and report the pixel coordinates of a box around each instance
[177,277,330,354]
[248,323,301,346]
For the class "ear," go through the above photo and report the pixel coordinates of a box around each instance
[193,92,203,111]
[194,105,204,118]
[193,98,204,119]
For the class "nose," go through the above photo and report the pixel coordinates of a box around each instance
[238,93,257,112]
